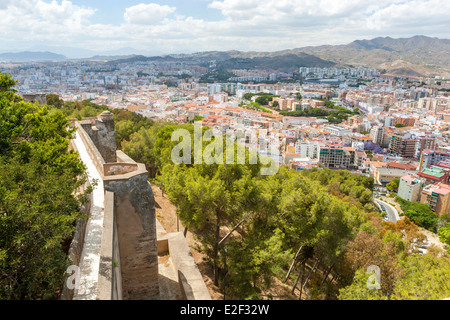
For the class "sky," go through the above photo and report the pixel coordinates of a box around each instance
[0,0,449,58]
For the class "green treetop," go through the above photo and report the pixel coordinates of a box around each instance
[0,72,90,299]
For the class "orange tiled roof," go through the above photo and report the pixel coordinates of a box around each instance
[387,162,417,170]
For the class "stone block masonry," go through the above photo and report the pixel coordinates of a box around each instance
[69,112,159,299]
[67,111,209,300]
[103,171,159,299]
[78,111,117,163]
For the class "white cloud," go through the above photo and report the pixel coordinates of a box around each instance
[37,0,96,24]
[0,0,98,47]
[209,0,387,20]
[0,0,96,35]
[366,0,450,31]
[124,3,176,25]
[0,0,449,54]
[204,0,450,46]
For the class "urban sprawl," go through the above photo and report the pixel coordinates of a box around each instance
[2,58,450,217]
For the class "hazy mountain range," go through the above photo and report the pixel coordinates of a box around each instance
[1,36,449,77]
[292,35,450,77]
[0,47,170,61]
[0,51,67,61]
[171,35,449,77]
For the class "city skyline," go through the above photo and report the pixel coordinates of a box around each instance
[1,0,450,58]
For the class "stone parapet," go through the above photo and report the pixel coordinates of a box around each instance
[103,163,139,176]
[103,169,159,299]
[157,220,211,300]
[97,191,123,300]
[73,120,106,176]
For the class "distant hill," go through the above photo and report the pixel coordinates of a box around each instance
[105,36,449,76]
[105,55,177,65]
[166,35,450,76]
[106,51,335,72]
[8,36,448,77]
[215,53,335,72]
[0,51,67,61]
[292,35,450,77]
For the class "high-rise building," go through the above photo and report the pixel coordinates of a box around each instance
[417,97,450,113]
[207,83,222,96]
[318,146,356,169]
[295,141,323,159]
[410,90,429,101]
[420,183,450,215]
[389,133,417,158]
[415,136,436,159]
[370,126,384,146]
[272,97,288,111]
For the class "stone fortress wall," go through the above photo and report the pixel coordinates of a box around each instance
[62,111,210,300]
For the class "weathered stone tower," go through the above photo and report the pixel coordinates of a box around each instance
[79,111,117,163]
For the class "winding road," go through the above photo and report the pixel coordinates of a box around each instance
[374,198,400,223]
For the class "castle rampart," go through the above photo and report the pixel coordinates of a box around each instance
[63,112,210,300]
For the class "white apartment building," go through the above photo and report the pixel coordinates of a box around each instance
[367,105,385,114]
[370,126,385,146]
[384,116,395,127]
[324,125,352,137]
[295,141,323,159]
[398,174,424,202]
[207,83,222,96]
[283,116,318,126]
[418,97,450,113]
